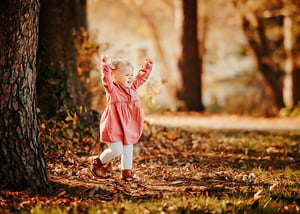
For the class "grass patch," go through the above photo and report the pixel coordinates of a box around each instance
[29,191,300,214]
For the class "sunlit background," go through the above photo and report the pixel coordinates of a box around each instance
[84,0,299,117]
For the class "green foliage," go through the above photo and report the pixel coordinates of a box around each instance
[2,185,300,213]
[28,193,299,213]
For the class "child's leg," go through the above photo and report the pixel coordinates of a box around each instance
[121,144,137,181]
[99,141,123,164]
[121,144,133,170]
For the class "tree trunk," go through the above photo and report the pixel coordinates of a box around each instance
[283,13,300,106]
[0,0,49,191]
[235,1,300,110]
[292,67,300,106]
[178,0,205,111]
[241,16,285,109]
[37,0,87,117]
[71,0,87,30]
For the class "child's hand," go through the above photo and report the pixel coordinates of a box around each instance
[101,55,108,65]
[101,55,116,69]
[110,59,116,69]
[144,58,153,68]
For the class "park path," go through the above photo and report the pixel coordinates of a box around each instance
[145,112,300,131]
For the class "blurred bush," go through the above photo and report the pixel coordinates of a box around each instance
[279,103,300,118]
[73,27,108,110]
[205,71,278,117]
[38,105,103,160]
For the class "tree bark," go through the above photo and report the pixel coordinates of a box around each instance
[178,0,204,111]
[0,0,49,191]
[71,0,87,30]
[37,0,87,117]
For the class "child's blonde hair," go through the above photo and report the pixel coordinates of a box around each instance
[110,57,133,72]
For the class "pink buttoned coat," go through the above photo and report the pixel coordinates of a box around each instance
[99,63,152,145]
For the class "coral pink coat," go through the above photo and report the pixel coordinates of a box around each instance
[99,63,152,145]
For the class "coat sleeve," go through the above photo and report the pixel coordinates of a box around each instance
[132,63,153,90]
[101,64,114,93]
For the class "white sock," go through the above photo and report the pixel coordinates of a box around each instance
[121,144,133,170]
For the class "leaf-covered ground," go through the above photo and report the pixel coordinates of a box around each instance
[1,110,300,213]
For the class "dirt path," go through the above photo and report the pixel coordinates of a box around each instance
[145,112,300,131]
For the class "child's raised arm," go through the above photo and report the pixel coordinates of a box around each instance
[100,55,114,93]
[132,58,153,90]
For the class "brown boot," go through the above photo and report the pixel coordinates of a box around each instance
[90,157,109,178]
[121,169,137,181]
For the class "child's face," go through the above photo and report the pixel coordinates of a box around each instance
[113,65,134,88]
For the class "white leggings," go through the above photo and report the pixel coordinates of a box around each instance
[99,142,133,170]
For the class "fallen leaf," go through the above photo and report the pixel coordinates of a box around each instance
[254,189,263,201]
[269,183,277,191]
[56,191,66,198]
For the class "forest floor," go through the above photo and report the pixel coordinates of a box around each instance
[1,113,300,213]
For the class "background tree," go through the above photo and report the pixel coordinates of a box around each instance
[233,0,300,109]
[37,0,87,117]
[177,0,205,111]
[0,0,49,191]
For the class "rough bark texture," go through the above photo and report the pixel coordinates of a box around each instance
[37,0,87,117]
[178,0,205,111]
[0,0,49,191]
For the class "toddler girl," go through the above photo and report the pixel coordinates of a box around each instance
[91,55,153,181]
